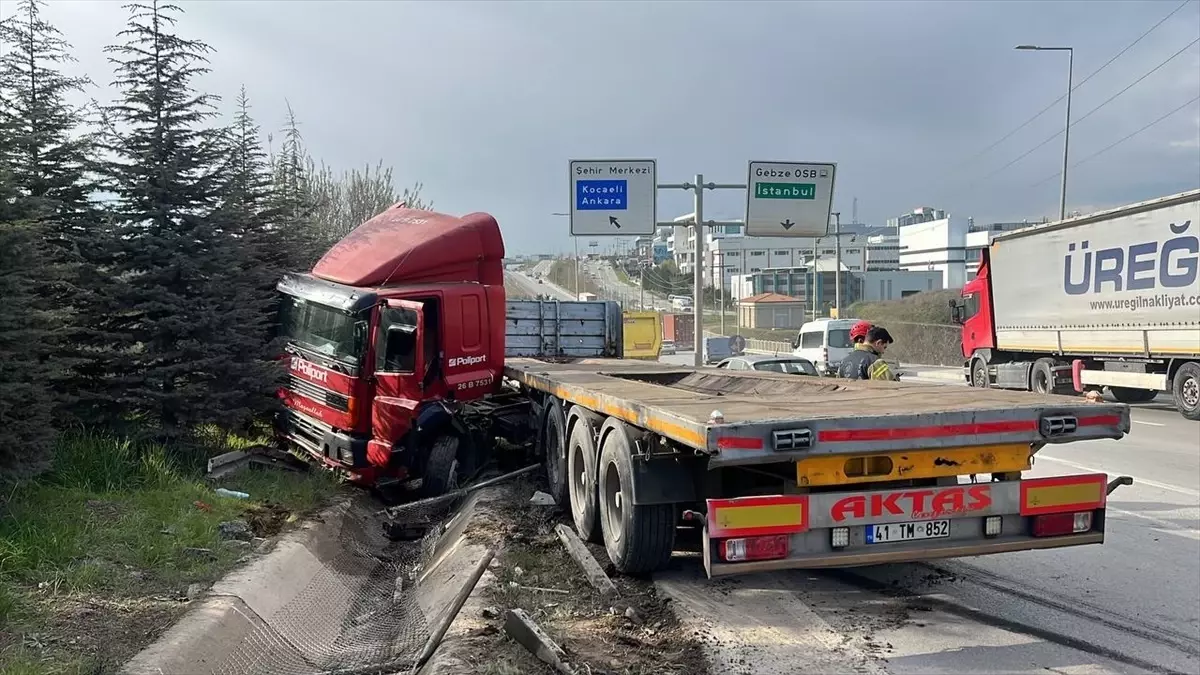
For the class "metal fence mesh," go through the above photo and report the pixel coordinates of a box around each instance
[209,496,451,675]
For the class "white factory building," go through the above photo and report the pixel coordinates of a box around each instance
[897,210,1044,289]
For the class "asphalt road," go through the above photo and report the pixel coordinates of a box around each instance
[655,350,1200,674]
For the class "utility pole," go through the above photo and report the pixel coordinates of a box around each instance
[1016,44,1073,220]
[832,212,842,316]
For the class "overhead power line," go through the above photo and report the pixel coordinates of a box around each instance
[1027,94,1200,189]
[946,0,1194,173]
[958,35,1200,193]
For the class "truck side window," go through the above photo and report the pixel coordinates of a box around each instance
[964,293,981,320]
[800,331,822,349]
[378,307,419,373]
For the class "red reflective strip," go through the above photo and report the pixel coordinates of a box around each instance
[1077,414,1122,428]
[717,436,764,450]
[818,419,1037,443]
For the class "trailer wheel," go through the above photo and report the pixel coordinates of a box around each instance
[1031,358,1058,395]
[1109,387,1158,404]
[541,401,569,506]
[598,420,675,576]
[1173,362,1200,421]
[422,435,460,498]
[970,358,989,388]
[567,418,602,543]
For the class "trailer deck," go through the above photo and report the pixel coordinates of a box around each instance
[504,358,1131,467]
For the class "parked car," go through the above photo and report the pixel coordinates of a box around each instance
[715,355,819,376]
[661,339,676,355]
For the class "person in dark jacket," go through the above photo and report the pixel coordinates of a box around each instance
[838,326,896,381]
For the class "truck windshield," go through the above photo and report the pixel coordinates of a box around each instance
[278,294,366,366]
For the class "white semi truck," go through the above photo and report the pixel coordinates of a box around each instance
[952,189,1200,420]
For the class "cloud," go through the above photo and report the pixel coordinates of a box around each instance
[27,0,1200,252]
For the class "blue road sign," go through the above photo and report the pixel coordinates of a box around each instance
[575,180,627,211]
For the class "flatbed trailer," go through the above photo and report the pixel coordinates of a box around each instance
[501,357,1133,577]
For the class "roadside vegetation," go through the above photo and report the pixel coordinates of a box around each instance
[0,1,424,671]
[848,290,963,366]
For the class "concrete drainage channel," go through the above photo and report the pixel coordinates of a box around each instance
[120,488,505,675]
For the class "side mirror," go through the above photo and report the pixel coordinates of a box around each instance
[950,304,965,325]
[948,299,957,309]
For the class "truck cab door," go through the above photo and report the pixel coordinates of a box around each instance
[369,299,426,464]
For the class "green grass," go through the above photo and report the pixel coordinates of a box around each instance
[0,431,341,673]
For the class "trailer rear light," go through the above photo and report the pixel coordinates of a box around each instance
[1039,415,1078,437]
[772,428,812,451]
[830,527,849,548]
[1032,511,1092,537]
[719,535,789,562]
[984,516,1002,537]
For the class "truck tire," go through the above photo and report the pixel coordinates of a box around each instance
[422,435,460,498]
[1173,362,1200,421]
[1109,387,1158,404]
[567,417,602,543]
[542,401,569,506]
[598,420,675,576]
[1031,358,1058,395]
[970,358,989,388]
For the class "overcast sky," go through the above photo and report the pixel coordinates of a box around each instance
[27,0,1200,253]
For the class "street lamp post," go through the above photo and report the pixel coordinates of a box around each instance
[1016,44,1073,221]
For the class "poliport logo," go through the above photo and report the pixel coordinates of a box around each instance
[448,355,487,368]
[291,356,329,384]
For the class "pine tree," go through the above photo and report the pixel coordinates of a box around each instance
[0,138,57,480]
[204,86,289,430]
[268,102,323,269]
[91,0,242,438]
[0,0,100,427]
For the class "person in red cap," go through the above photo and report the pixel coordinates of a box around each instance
[850,320,873,344]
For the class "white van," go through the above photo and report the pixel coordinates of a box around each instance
[792,318,856,376]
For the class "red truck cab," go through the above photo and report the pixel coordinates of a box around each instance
[954,250,997,386]
[275,205,506,491]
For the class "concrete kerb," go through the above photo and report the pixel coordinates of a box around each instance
[121,497,358,675]
[120,486,508,675]
[415,487,507,675]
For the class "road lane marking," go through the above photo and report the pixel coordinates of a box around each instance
[1133,420,1165,427]
[1037,455,1200,498]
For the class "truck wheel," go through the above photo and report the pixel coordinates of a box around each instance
[1172,362,1200,421]
[1031,358,1058,395]
[1109,387,1158,404]
[422,435,460,498]
[567,416,602,543]
[598,420,675,576]
[541,401,569,506]
[970,359,989,388]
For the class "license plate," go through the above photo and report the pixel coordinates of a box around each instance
[866,519,950,544]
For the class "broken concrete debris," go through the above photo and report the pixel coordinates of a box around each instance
[503,608,575,675]
[554,523,618,599]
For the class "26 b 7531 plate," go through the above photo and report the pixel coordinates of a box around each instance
[866,519,950,544]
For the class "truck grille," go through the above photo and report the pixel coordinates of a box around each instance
[288,375,350,412]
[772,428,813,451]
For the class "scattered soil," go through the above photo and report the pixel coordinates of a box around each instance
[244,501,295,537]
[456,478,711,675]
